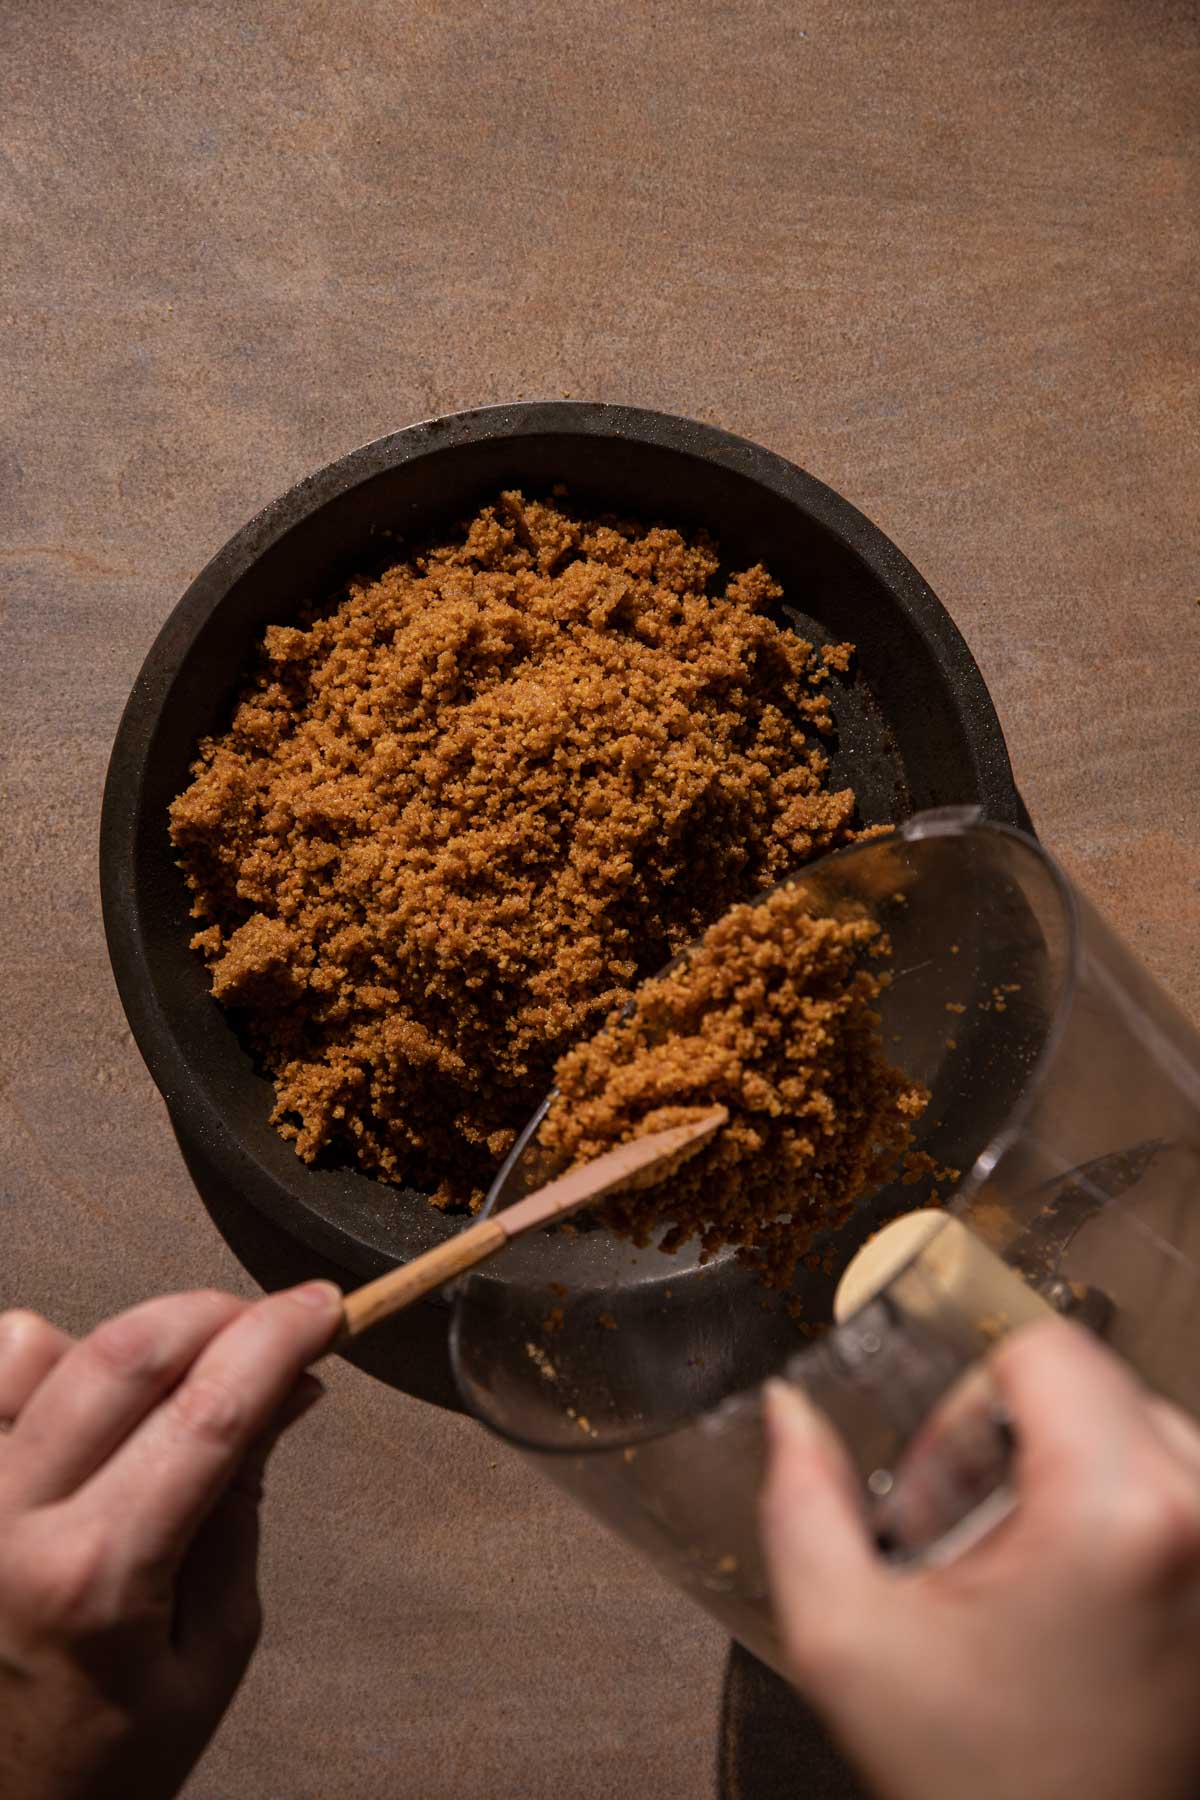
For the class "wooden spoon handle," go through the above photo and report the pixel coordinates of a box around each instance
[339,1216,507,1339]
[335,1104,728,1345]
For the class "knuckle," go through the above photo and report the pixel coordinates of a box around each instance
[20,1530,110,1632]
[1108,1473,1200,1581]
[86,1311,165,1382]
[169,1375,245,1448]
[195,1288,240,1315]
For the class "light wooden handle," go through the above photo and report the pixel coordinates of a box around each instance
[339,1216,507,1340]
[334,1104,728,1346]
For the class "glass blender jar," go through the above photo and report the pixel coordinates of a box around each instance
[450,810,1200,1676]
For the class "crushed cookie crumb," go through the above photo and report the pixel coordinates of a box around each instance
[525,1340,558,1380]
[541,888,927,1288]
[901,1150,961,1189]
[170,492,863,1208]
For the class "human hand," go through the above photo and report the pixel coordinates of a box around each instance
[760,1319,1200,1800]
[0,1281,343,1800]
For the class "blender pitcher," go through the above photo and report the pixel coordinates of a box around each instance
[449,810,1200,1677]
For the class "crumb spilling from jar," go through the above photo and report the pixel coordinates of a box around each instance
[541,884,928,1287]
[169,491,862,1207]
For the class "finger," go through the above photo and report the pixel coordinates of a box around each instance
[876,1367,1010,1554]
[0,1310,72,1427]
[987,1319,1169,1535]
[3,1291,246,1506]
[759,1380,884,1686]
[73,1281,342,1572]
[174,1376,326,1687]
[230,1373,326,1502]
[172,1486,262,1708]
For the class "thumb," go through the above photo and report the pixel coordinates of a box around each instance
[173,1375,326,1689]
[230,1371,327,1503]
[759,1379,886,1690]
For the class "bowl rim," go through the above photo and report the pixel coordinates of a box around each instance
[99,399,1021,1281]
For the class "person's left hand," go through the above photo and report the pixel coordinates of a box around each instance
[0,1281,343,1800]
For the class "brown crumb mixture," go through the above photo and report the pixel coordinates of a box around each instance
[900,1150,961,1188]
[170,492,862,1206]
[541,885,928,1287]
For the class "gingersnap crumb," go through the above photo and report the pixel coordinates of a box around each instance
[901,1149,961,1188]
[540,885,928,1288]
[524,1341,558,1380]
[169,492,862,1208]
[597,1312,618,1330]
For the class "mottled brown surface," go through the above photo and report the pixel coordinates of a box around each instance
[1,2,1196,1797]
[545,898,926,1284]
[170,493,858,1206]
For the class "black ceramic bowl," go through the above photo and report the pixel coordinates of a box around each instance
[100,401,1019,1302]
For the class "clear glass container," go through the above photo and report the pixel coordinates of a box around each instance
[449,810,1200,1675]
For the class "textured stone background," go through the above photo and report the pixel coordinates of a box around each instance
[2,1,1197,1795]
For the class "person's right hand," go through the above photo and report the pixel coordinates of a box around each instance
[760,1319,1200,1800]
[0,1281,343,1800]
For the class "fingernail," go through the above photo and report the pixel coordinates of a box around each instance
[764,1378,829,1447]
[287,1280,344,1314]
